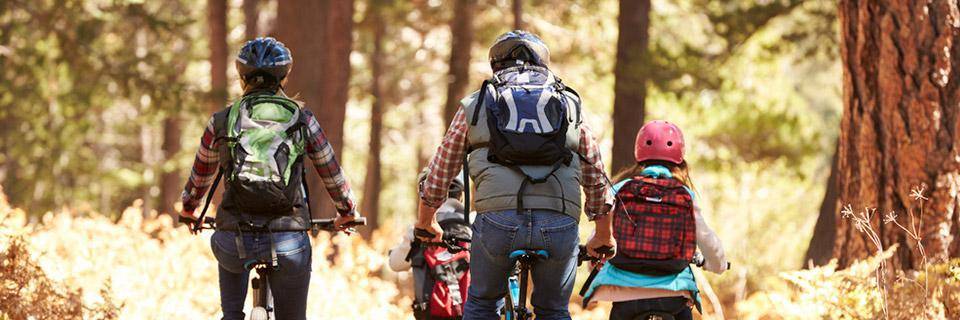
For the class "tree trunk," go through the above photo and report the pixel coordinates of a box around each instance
[803,142,839,267]
[611,0,651,175]
[278,0,354,220]
[513,0,523,30]
[243,0,259,40]
[208,0,228,113]
[443,0,475,125]
[361,3,387,239]
[159,117,182,216]
[833,0,960,269]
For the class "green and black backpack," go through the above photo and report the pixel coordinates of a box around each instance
[219,94,309,216]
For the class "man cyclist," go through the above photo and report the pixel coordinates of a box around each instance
[179,37,359,320]
[416,30,616,320]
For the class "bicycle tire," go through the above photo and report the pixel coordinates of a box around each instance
[250,307,269,320]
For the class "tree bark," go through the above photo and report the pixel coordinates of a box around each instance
[611,0,651,176]
[513,0,523,30]
[443,0,475,125]
[243,0,259,40]
[277,0,354,220]
[159,117,182,216]
[361,3,386,239]
[208,0,228,113]
[804,142,839,267]
[834,0,960,269]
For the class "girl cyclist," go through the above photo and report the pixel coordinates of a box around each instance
[582,121,727,320]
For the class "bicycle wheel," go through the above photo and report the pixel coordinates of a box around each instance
[250,307,270,320]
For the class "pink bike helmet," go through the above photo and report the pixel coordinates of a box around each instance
[634,120,685,164]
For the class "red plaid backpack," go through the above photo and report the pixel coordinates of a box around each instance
[609,176,696,275]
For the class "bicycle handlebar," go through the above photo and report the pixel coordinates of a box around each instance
[577,245,614,266]
[179,216,367,233]
[412,228,471,253]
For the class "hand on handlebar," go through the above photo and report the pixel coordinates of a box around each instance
[334,215,359,235]
[585,232,616,261]
[413,219,443,243]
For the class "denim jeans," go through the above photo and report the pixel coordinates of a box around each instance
[609,297,692,320]
[210,230,312,320]
[463,209,580,320]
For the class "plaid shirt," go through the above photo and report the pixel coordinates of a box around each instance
[420,107,613,219]
[181,109,357,216]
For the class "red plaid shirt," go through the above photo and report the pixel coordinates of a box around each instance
[181,109,357,216]
[420,107,613,219]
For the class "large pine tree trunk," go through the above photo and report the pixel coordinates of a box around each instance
[513,0,523,30]
[611,0,651,175]
[834,0,960,269]
[208,0,228,113]
[206,0,228,208]
[277,0,354,220]
[159,117,182,216]
[443,0,475,125]
[243,0,259,40]
[361,3,386,239]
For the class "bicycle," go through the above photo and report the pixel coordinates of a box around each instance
[182,215,366,320]
[584,252,731,320]
[498,245,612,320]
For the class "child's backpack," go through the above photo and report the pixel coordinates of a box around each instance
[410,208,472,320]
[609,176,697,275]
[221,94,309,216]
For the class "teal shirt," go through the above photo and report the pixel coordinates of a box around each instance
[583,165,701,308]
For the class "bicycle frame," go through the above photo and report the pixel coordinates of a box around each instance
[504,249,548,320]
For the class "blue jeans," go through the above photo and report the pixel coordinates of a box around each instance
[464,210,580,320]
[210,231,312,320]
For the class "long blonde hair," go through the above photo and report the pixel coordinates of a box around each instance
[613,161,698,195]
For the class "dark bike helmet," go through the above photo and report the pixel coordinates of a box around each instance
[488,30,550,72]
[418,167,465,199]
[236,37,293,86]
[447,175,464,199]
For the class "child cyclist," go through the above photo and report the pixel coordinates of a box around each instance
[388,168,473,320]
[180,37,360,320]
[582,121,727,320]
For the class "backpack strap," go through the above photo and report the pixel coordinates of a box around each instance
[192,169,223,234]
[462,150,471,226]
[470,79,494,126]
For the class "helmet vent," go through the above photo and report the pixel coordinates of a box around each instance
[646,140,653,146]
[667,141,673,146]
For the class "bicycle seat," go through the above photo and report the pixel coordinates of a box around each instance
[509,249,549,261]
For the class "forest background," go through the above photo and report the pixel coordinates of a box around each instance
[2,0,959,319]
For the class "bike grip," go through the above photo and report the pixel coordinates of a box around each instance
[595,246,614,255]
[414,228,436,239]
[347,217,367,226]
[178,216,195,224]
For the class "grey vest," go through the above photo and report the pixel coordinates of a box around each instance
[461,72,584,220]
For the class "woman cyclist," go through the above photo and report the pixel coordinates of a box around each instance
[179,37,359,320]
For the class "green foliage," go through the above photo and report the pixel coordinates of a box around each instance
[0,0,204,214]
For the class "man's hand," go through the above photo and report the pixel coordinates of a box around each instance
[414,201,443,242]
[585,232,616,260]
[586,213,616,260]
[334,215,358,235]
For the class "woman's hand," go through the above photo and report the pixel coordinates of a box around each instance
[334,215,358,235]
